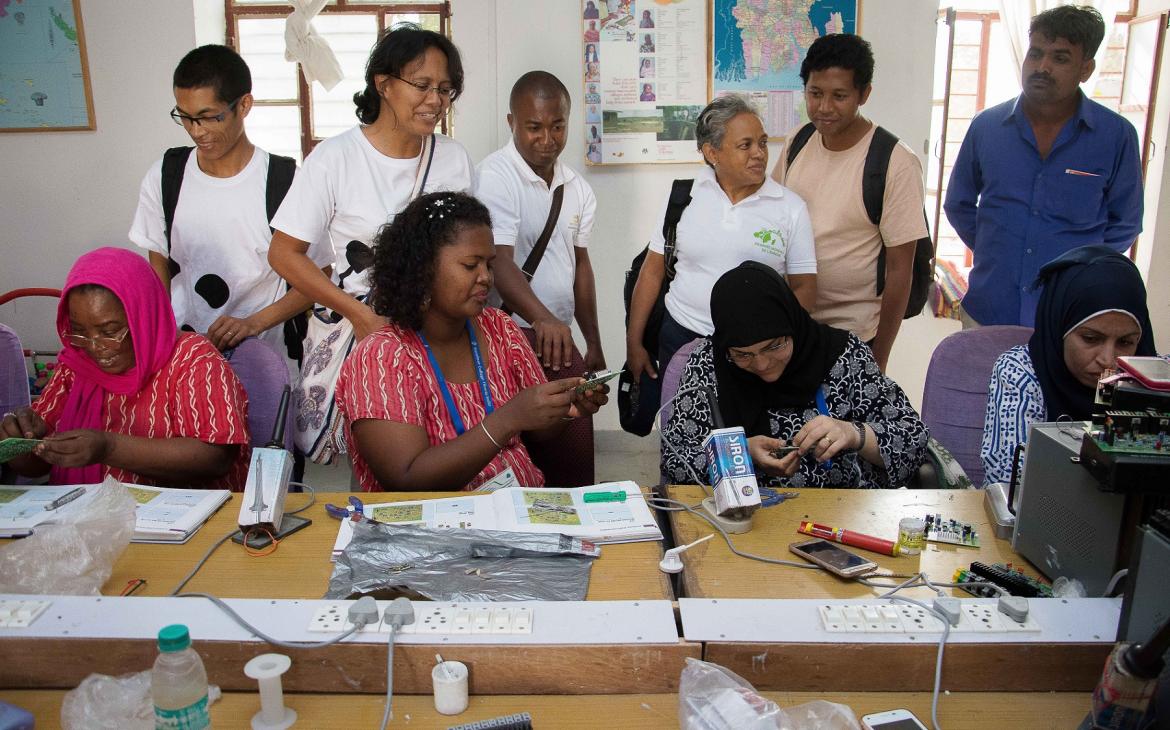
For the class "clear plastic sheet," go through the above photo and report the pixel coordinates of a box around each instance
[325,521,600,601]
[0,477,136,595]
[60,671,220,730]
[679,658,860,730]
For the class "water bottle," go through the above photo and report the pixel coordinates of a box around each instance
[152,624,211,729]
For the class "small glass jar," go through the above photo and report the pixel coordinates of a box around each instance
[898,517,927,556]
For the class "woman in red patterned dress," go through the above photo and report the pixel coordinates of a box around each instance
[335,192,608,491]
[0,247,250,490]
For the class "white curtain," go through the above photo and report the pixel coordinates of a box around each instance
[285,0,343,91]
[997,0,1124,96]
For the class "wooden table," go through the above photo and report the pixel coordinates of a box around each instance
[665,486,1042,599]
[100,491,673,601]
[0,688,1092,729]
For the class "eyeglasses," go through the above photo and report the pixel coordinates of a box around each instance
[170,97,242,127]
[726,337,791,365]
[389,75,457,101]
[65,328,130,351]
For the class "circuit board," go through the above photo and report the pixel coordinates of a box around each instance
[923,513,980,548]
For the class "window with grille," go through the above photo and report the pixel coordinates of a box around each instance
[226,1,450,162]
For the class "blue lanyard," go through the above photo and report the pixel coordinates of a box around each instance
[417,320,495,436]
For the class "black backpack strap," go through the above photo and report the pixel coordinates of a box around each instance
[782,122,817,181]
[863,125,898,227]
[265,153,297,230]
[260,152,307,365]
[661,178,694,280]
[864,126,899,295]
[160,146,194,254]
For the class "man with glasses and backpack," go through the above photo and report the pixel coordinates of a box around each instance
[130,44,310,361]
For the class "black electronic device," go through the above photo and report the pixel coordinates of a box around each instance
[788,538,877,578]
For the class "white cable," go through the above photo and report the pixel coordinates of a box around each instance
[176,592,360,649]
[1103,568,1128,597]
[646,495,820,571]
[655,383,715,492]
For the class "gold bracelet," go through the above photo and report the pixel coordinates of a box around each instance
[480,421,503,450]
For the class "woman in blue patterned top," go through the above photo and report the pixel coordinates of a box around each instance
[981,246,1156,485]
[661,262,928,489]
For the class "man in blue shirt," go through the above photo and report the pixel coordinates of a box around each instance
[944,5,1143,327]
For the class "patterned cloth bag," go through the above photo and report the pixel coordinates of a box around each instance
[293,308,357,464]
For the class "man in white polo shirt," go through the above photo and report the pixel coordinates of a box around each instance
[477,70,602,486]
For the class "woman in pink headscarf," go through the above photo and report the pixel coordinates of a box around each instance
[1,248,251,489]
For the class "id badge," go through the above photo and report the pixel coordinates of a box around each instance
[477,466,520,492]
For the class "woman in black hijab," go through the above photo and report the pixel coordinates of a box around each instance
[981,245,1156,485]
[661,262,928,489]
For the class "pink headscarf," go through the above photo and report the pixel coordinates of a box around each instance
[52,247,178,484]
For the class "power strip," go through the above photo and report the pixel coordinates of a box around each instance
[307,601,533,636]
[817,601,1040,634]
[0,599,50,628]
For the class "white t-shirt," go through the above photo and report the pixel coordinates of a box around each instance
[270,126,476,297]
[476,139,597,327]
[648,167,817,335]
[128,147,288,353]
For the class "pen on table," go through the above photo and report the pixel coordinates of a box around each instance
[44,487,86,511]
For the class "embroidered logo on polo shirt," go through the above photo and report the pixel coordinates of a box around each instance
[752,228,788,257]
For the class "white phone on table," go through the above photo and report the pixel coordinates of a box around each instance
[861,708,929,730]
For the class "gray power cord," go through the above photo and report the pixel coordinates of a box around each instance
[380,597,416,730]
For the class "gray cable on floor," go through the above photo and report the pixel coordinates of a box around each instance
[177,592,360,649]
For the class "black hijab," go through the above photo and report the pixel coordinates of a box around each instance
[710,262,849,435]
[1029,245,1156,421]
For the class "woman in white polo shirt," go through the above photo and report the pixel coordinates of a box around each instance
[626,94,817,386]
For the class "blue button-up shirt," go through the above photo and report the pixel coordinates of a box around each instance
[943,93,1143,326]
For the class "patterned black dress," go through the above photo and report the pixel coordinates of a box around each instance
[661,335,929,489]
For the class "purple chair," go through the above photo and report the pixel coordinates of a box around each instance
[659,337,702,431]
[224,337,294,452]
[0,324,29,419]
[921,326,1033,487]
[1,324,31,484]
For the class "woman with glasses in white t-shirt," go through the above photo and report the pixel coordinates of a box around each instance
[268,24,475,343]
[266,24,475,461]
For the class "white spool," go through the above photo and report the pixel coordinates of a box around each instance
[244,653,297,730]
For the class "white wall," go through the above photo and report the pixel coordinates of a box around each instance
[0,0,944,429]
[0,1,196,352]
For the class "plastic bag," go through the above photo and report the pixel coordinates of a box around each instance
[60,671,221,730]
[0,477,136,595]
[679,658,860,730]
[326,521,600,601]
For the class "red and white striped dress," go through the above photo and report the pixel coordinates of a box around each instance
[33,333,251,490]
[336,308,547,491]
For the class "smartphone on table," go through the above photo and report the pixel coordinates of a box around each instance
[788,538,878,578]
[861,708,929,730]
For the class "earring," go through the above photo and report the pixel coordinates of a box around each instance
[421,294,431,311]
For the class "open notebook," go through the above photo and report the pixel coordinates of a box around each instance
[0,479,231,543]
[331,481,662,560]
